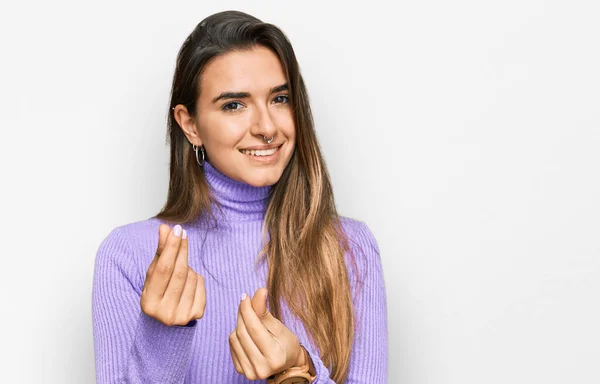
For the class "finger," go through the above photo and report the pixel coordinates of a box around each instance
[237,296,267,365]
[145,224,184,299]
[229,330,255,377]
[175,268,197,317]
[146,224,170,278]
[250,287,268,317]
[229,337,243,373]
[191,273,206,319]
[250,288,284,337]
[146,256,157,279]
[157,224,170,256]
[241,290,279,356]
[163,230,189,303]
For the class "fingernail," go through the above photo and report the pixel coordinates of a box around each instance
[240,292,247,302]
[182,229,187,239]
[173,224,182,237]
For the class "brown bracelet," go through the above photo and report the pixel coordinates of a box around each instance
[267,346,317,384]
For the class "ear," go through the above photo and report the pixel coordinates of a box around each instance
[173,104,203,147]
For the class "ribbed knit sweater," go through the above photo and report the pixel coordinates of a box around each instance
[92,160,388,383]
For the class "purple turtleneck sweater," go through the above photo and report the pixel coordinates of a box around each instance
[92,161,388,383]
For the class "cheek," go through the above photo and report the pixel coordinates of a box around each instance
[274,110,296,137]
[202,113,249,144]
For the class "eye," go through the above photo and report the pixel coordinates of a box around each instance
[222,101,244,112]
[273,95,289,104]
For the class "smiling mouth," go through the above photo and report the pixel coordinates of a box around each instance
[239,144,283,157]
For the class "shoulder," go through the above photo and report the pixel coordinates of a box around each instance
[106,216,167,242]
[94,217,169,287]
[97,217,158,253]
[95,217,167,267]
[337,216,384,292]
[338,216,381,257]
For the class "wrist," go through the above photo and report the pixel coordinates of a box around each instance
[295,344,308,367]
[268,344,316,384]
[297,344,316,376]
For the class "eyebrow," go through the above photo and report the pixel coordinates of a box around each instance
[211,83,289,104]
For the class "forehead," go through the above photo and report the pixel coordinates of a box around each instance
[199,46,287,96]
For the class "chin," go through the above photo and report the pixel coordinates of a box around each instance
[236,148,293,187]
[242,165,287,187]
[244,173,279,187]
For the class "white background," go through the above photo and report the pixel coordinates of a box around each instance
[1,0,598,383]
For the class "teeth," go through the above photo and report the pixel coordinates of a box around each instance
[240,146,279,156]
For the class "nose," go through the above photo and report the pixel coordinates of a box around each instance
[249,104,277,140]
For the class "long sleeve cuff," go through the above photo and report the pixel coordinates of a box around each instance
[299,340,334,384]
[125,312,197,383]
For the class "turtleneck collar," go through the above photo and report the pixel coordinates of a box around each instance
[202,160,272,222]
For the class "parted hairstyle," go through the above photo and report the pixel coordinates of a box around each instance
[155,10,362,382]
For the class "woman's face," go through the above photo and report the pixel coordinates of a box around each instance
[176,45,296,187]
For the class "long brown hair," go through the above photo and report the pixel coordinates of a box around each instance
[155,11,360,382]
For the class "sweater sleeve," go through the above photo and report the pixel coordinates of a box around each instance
[298,220,388,383]
[92,226,197,383]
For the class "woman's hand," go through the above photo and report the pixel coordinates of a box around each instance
[228,288,306,380]
[140,224,206,326]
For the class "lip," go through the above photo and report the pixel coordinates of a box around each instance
[239,143,282,151]
[239,143,283,163]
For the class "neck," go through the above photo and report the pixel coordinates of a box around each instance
[202,160,272,223]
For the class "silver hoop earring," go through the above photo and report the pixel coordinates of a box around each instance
[263,135,274,144]
[193,144,205,167]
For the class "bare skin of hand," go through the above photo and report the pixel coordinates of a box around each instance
[228,288,309,380]
[140,224,206,326]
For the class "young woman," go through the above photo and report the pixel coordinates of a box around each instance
[92,10,388,383]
